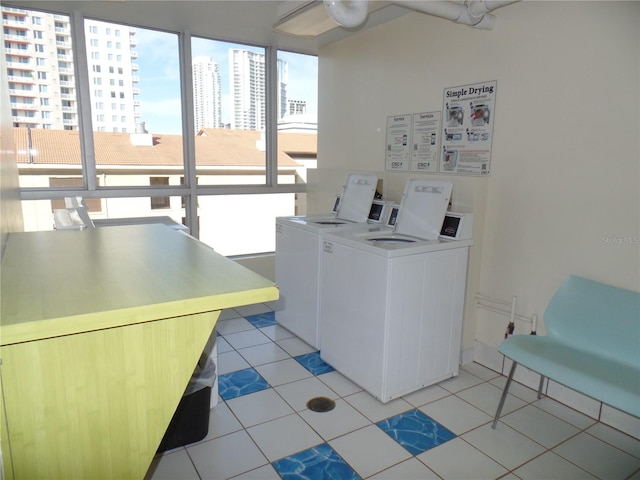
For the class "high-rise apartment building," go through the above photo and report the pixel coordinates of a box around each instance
[84,19,140,133]
[4,7,73,130]
[229,49,288,131]
[3,6,139,133]
[192,56,221,131]
[287,99,306,116]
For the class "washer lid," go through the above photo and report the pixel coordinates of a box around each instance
[335,173,379,223]
[394,179,453,240]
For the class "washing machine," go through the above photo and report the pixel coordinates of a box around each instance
[275,172,386,349]
[319,179,473,403]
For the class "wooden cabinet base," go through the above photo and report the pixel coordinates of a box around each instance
[1,311,218,479]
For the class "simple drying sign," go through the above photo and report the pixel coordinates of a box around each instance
[441,80,496,175]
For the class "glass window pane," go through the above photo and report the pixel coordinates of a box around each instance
[90,196,186,229]
[21,195,187,232]
[197,193,298,256]
[84,20,184,187]
[191,37,266,184]
[8,8,83,192]
[277,50,317,215]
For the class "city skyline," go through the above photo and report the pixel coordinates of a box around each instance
[134,29,318,135]
[4,6,318,136]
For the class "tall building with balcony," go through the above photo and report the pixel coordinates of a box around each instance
[4,7,72,130]
[230,49,288,131]
[2,7,139,133]
[83,19,139,133]
[192,56,221,131]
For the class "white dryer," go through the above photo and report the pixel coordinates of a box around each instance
[319,179,472,403]
[275,173,383,349]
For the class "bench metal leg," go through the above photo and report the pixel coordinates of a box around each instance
[537,375,546,399]
[492,361,517,429]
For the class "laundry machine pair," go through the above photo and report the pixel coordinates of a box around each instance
[274,173,396,349]
[319,179,473,403]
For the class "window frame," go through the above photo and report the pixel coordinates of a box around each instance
[15,7,311,242]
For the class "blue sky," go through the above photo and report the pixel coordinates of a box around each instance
[132,28,318,134]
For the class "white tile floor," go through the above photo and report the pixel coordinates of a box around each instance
[145,304,640,480]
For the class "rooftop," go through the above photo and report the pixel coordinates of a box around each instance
[13,128,316,168]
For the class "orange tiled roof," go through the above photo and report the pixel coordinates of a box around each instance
[13,128,316,167]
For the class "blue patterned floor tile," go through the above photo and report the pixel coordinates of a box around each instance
[376,409,456,455]
[245,311,277,328]
[218,367,270,400]
[294,352,334,376]
[272,443,360,480]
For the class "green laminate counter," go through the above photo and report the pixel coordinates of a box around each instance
[0,224,279,479]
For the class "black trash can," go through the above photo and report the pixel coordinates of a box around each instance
[158,339,217,452]
[157,386,211,452]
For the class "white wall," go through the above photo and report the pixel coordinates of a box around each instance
[315,1,639,431]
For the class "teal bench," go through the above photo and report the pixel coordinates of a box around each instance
[492,274,640,429]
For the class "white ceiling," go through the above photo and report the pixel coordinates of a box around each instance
[7,0,410,54]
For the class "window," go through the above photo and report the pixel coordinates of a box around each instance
[49,177,102,212]
[150,177,171,209]
[37,71,47,80]
[85,20,184,187]
[197,194,294,255]
[33,30,43,39]
[191,37,267,180]
[15,7,316,252]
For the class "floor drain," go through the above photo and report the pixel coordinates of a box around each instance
[306,396,336,413]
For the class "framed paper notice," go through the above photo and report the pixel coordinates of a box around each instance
[410,111,440,173]
[385,114,411,172]
[440,80,496,175]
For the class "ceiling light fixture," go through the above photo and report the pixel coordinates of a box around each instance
[273,1,341,38]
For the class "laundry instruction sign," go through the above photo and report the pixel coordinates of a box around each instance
[385,114,412,171]
[410,111,440,173]
[441,80,496,175]
[386,112,441,173]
